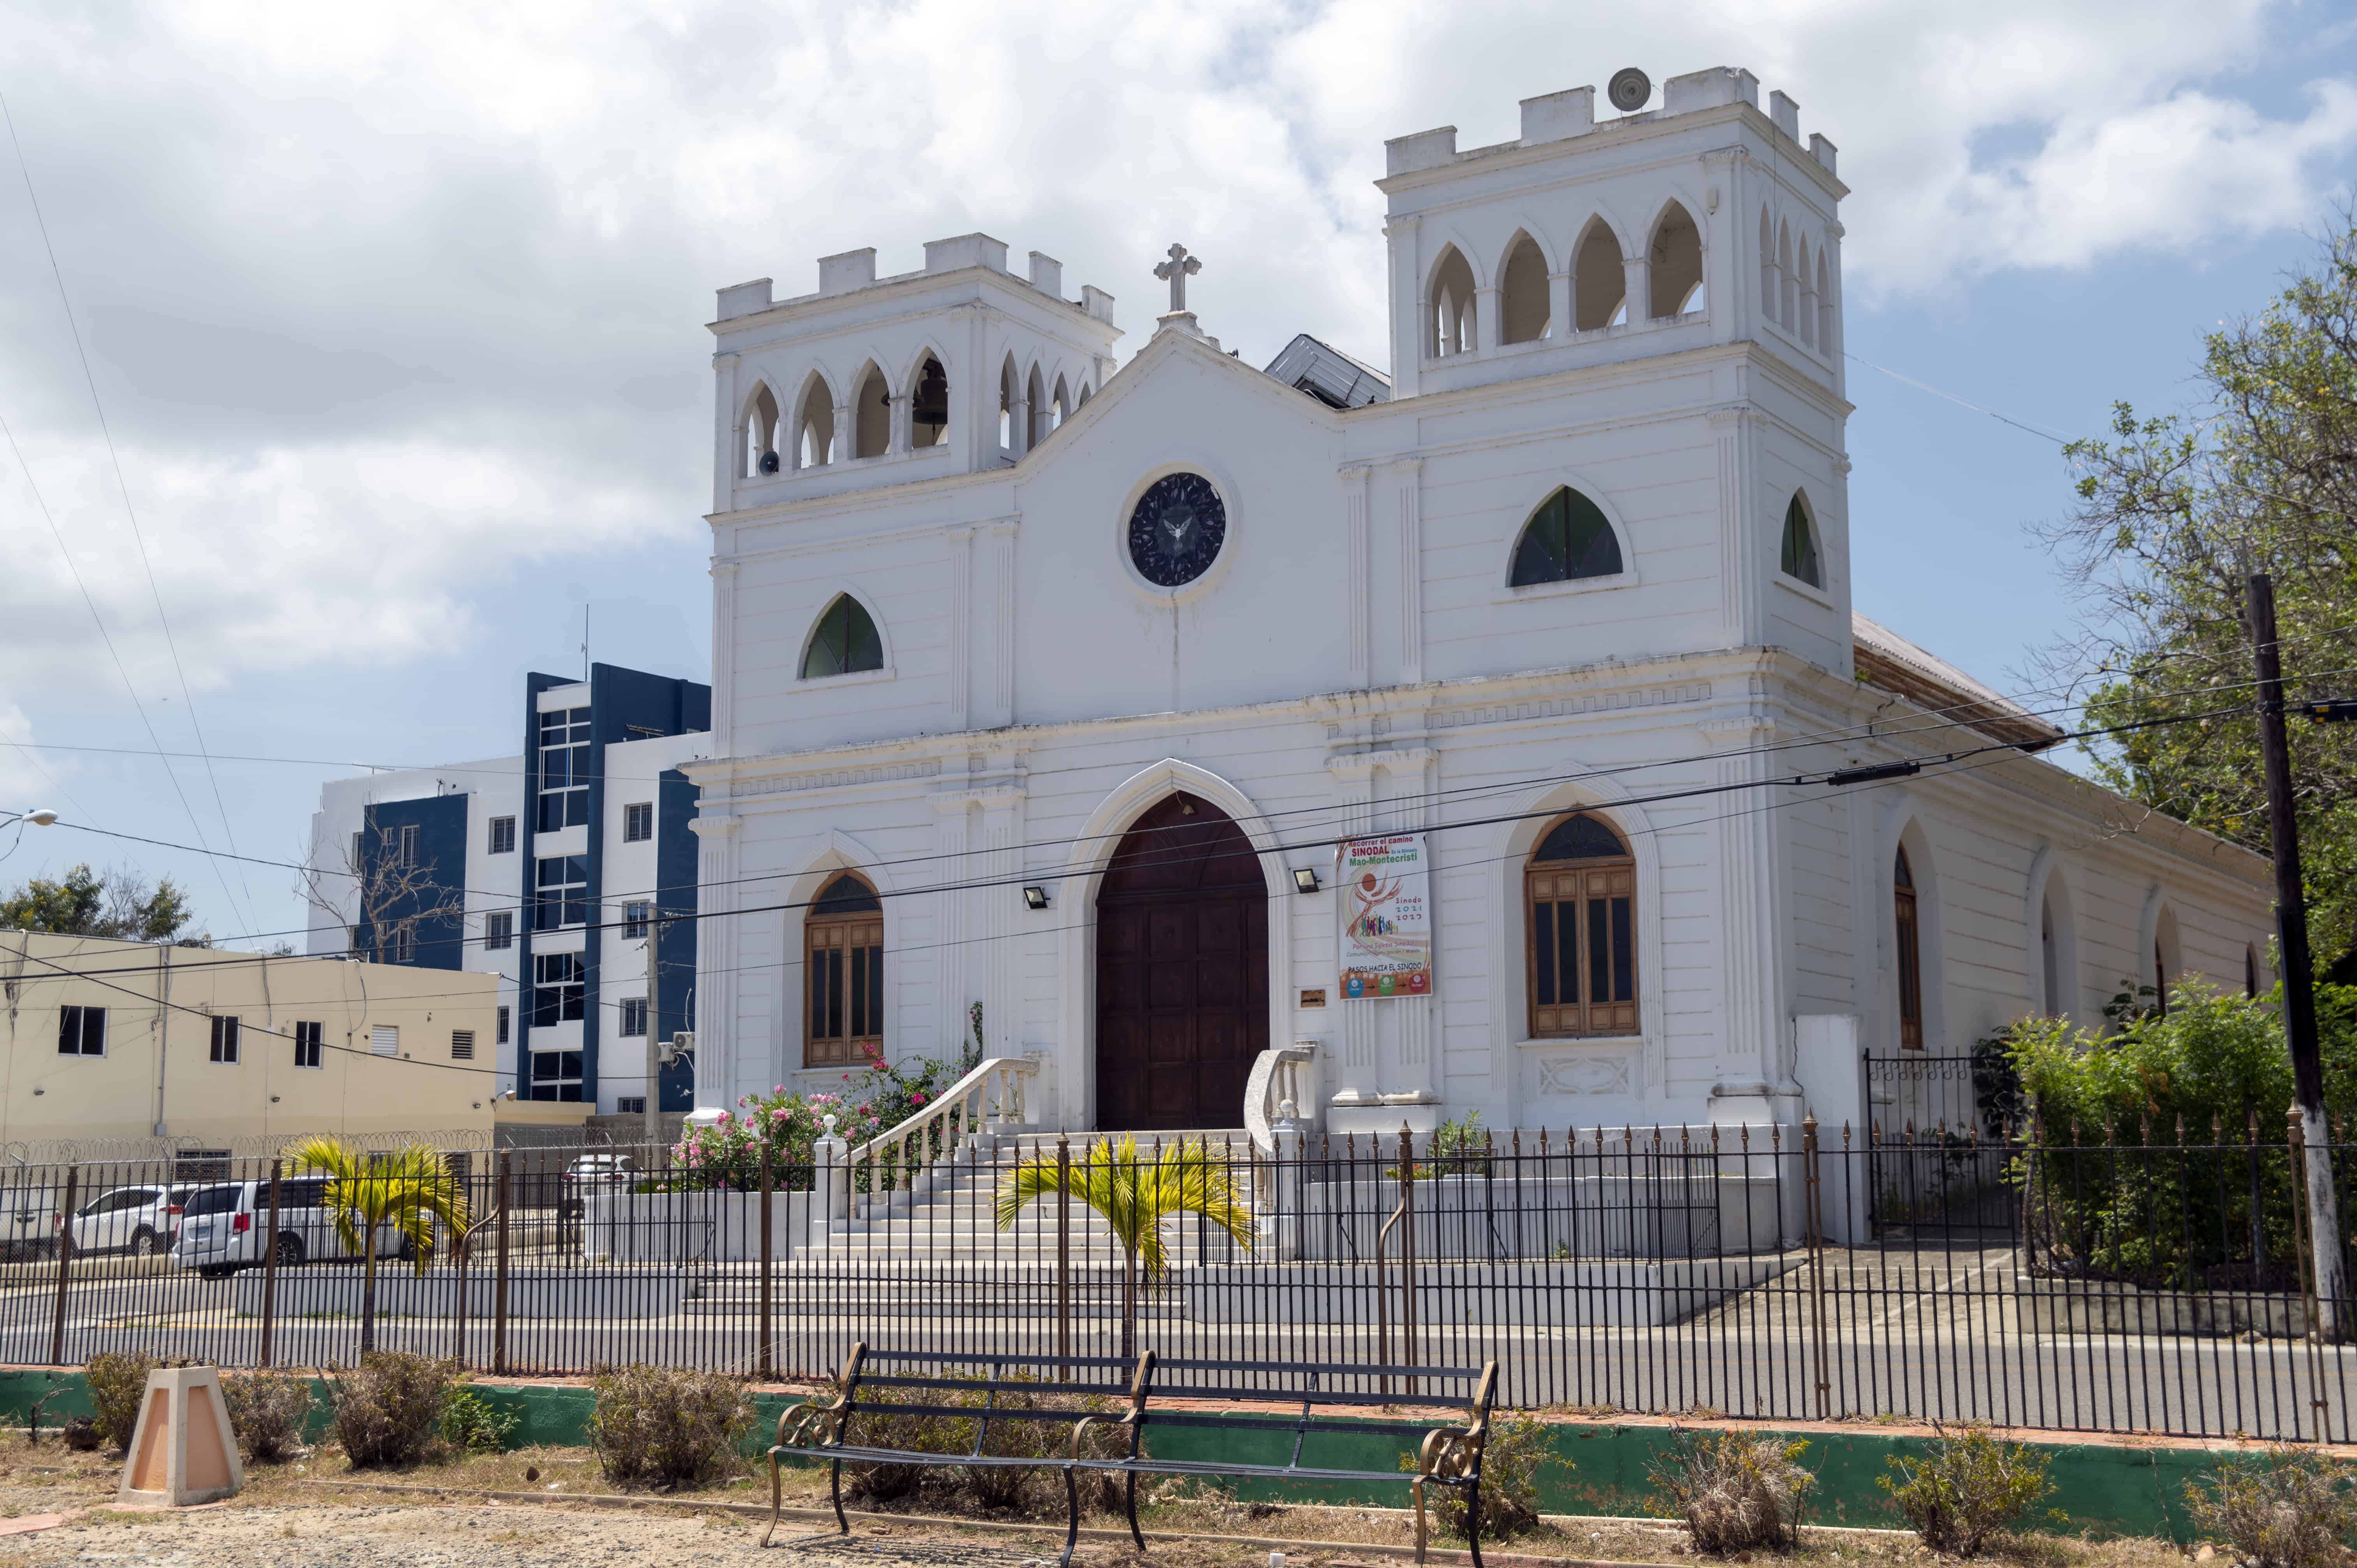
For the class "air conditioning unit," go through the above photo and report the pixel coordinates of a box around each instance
[657,1031,696,1067]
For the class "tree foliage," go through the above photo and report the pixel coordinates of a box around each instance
[0,863,199,944]
[2041,220,2357,974]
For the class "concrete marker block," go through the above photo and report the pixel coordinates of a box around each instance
[117,1366,242,1507]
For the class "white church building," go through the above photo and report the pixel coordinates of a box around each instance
[682,66,2275,1139]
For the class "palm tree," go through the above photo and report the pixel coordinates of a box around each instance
[994,1135,1253,1355]
[288,1137,469,1353]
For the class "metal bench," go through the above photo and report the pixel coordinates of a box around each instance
[768,1343,1498,1566]
[766,1345,1144,1560]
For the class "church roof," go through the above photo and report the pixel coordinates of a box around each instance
[1850,613,2066,752]
[1262,334,1391,410]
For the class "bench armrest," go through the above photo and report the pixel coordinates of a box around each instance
[773,1394,845,1453]
[1070,1406,1143,1462]
[1413,1421,1484,1483]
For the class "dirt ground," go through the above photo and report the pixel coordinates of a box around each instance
[0,1432,2196,1568]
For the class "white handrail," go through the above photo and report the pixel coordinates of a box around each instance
[843,1056,1039,1194]
[1244,1044,1317,1160]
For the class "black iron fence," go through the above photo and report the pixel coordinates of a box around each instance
[2,1121,2353,1440]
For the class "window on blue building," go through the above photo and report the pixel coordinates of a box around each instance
[532,952,585,1026]
[537,708,592,832]
[535,855,588,929]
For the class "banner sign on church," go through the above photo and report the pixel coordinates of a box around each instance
[1337,832,1432,999]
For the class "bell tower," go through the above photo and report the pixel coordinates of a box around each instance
[1377,65,1846,404]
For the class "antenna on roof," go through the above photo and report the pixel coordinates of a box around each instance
[1607,68,1651,113]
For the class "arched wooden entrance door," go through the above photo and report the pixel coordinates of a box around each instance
[1095,792,1269,1130]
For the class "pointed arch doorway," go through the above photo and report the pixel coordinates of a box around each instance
[1095,792,1269,1130]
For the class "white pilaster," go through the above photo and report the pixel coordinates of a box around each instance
[947,526,974,732]
[1384,215,1422,399]
[1547,270,1572,341]
[709,561,737,758]
[932,795,972,1063]
[1623,251,1652,324]
[689,812,742,1112]
[1474,286,1502,351]
[986,520,1018,727]
[711,351,740,514]
[1709,406,1759,646]
[1339,464,1371,688]
[1385,459,1425,684]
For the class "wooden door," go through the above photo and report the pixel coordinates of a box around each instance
[1095,793,1268,1130]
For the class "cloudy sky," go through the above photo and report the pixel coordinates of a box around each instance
[2,0,2354,946]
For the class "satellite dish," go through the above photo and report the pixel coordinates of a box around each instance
[1607,68,1651,113]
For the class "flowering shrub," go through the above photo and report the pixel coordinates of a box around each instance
[661,1038,983,1194]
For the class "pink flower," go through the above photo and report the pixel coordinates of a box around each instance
[774,1085,784,1094]
[771,1109,788,1120]
[910,1092,928,1105]
[717,1110,733,1123]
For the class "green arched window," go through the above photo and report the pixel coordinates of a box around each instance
[1780,493,1823,588]
[1509,487,1624,587]
[800,595,884,679]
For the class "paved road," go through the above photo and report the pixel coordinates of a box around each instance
[7,1244,2351,1442]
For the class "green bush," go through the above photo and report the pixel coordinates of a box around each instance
[2186,1446,2357,1568]
[1398,1409,1567,1540]
[221,1369,317,1462]
[2007,984,2357,1290]
[439,1386,518,1455]
[1879,1427,2052,1556]
[1648,1430,1813,1553]
[83,1351,160,1455]
[588,1365,754,1489]
[325,1351,456,1467]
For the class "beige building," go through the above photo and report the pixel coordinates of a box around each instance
[0,933,498,1150]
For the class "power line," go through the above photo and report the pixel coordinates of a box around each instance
[10,697,2265,987]
[17,655,2318,966]
[2,941,505,1079]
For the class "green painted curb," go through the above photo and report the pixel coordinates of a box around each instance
[0,1368,2288,1542]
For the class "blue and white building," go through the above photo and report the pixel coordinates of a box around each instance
[304,663,710,1111]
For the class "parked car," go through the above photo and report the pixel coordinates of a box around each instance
[0,1181,66,1260]
[69,1184,195,1257]
[170,1177,417,1277]
[558,1155,638,1218]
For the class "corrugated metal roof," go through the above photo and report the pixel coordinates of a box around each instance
[1851,612,2065,751]
[1262,333,1391,409]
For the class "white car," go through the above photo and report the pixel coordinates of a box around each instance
[69,1185,195,1258]
[171,1178,416,1277]
[558,1155,638,1218]
[0,1181,66,1260]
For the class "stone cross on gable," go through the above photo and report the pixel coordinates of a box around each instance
[1154,242,1201,314]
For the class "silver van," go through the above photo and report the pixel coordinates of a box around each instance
[170,1178,416,1277]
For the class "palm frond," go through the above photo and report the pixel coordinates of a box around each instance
[993,1133,1252,1277]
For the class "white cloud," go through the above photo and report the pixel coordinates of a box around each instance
[0,0,2350,713]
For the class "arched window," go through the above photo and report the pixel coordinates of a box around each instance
[1428,246,1476,357]
[1525,812,1638,1038]
[1050,374,1070,432]
[1815,249,1835,356]
[1780,493,1823,588]
[1499,233,1550,344]
[1895,849,1923,1049]
[1509,487,1624,587]
[907,354,949,449]
[1573,222,1622,332]
[745,384,781,477]
[2041,896,2063,1017]
[1795,237,1816,348]
[2246,944,2261,999]
[1026,364,1047,449]
[1758,208,1776,316]
[795,376,835,468]
[998,356,1019,451]
[800,595,884,679]
[1647,203,1702,320]
[2154,939,2170,1019]
[1777,221,1797,330]
[805,872,883,1067]
[2153,905,2180,1018]
[852,362,891,459]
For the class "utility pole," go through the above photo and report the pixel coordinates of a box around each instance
[643,908,662,1151]
[2247,570,2345,1335]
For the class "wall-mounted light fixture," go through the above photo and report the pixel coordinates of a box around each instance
[1023,886,1051,911]
[1292,867,1321,894]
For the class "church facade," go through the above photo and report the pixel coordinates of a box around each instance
[683,66,2275,1137]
